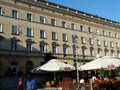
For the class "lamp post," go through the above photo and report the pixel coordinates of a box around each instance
[75,45,79,89]
[73,35,79,89]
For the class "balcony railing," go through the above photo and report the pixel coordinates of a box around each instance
[0,49,95,60]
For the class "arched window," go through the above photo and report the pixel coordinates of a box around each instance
[26,61,33,73]
[11,61,17,75]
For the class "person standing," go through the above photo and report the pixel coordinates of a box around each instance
[26,74,36,90]
[18,77,24,90]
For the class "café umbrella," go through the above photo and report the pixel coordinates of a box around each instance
[78,56,120,71]
[32,59,75,80]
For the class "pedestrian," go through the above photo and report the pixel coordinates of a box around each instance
[18,77,24,90]
[26,74,36,90]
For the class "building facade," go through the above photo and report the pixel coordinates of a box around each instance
[0,0,120,76]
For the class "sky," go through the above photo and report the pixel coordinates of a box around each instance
[47,0,120,22]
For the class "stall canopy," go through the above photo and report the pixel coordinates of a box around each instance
[78,56,120,71]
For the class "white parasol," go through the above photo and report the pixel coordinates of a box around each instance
[78,56,120,71]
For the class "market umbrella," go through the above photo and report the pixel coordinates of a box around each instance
[31,59,75,80]
[78,56,120,71]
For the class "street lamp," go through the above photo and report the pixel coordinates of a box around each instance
[75,45,79,89]
[73,35,79,88]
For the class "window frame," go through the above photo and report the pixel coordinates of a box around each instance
[12,10,18,19]
[40,30,46,38]
[27,28,33,37]
[0,23,3,32]
[27,13,32,21]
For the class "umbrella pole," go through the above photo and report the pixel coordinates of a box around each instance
[54,72,56,81]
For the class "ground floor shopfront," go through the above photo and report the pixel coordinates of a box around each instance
[0,55,76,76]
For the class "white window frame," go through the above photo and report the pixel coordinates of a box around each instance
[71,23,75,30]
[104,41,107,46]
[63,47,68,55]
[89,38,93,45]
[0,7,2,15]
[81,37,86,44]
[88,27,92,33]
[12,10,18,19]
[110,42,114,48]
[52,32,57,40]
[11,41,17,51]
[62,21,66,28]
[90,48,94,56]
[11,25,19,34]
[116,43,120,48]
[51,19,56,26]
[40,44,46,53]
[52,45,57,54]
[40,30,46,38]
[0,23,3,32]
[26,43,33,52]
[109,32,112,37]
[40,16,46,24]
[96,29,99,34]
[27,28,33,36]
[97,39,100,46]
[80,25,84,32]
[62,34,67,41]
[115,33,118,38]
[82,48,86,56]
[27,13,32,21]
[102,30,106,36]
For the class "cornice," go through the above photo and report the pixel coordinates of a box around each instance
[16,0,120,29]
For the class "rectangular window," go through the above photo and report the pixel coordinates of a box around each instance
[96,29,99,34]
[40,16,45,24]
[12,10,18,19]
[109,32,112,37]
[72,35,77,43]
[116,43,120,48]
[40,30,46,38]
[63,47,68,56]
[0,7,2,15]
[89,38,93,45]
[115,33,118,38]
[40,44,45,53]
[90,49,94,56]
[62,34,67,41]
[26,43,32,52]
[102,30,106,36]
[80,25,84,32]
[11,41,17,51]
[110,42,114,48]
[52,32,57,40]
[51,19,56,26]
[27,28,33,36]
[97,39,100,46]
[0,23,3,32]
[62,21,66,28]
[27,13,32,21]
[82,48,86,56]
[104,41,107,47]
[88,27,92,33]
[71,23,75,30]
[11,25,19,34]
[81,37,86,44]
[52,45,57,54]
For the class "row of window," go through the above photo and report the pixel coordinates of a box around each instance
[0,7,119,38]
[10,40,120,57]
[0,23,120,48]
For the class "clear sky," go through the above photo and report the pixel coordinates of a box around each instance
[47,0,120,22]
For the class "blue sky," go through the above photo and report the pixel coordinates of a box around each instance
[48,0,120,22]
